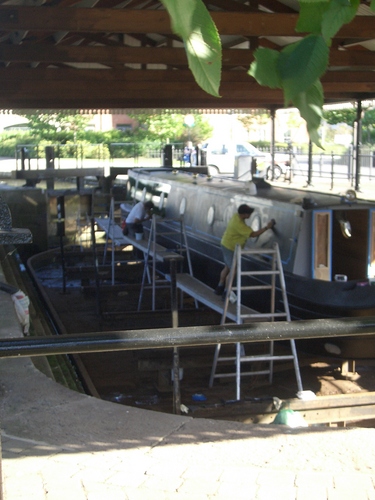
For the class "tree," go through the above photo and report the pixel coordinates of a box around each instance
[161,0,374,148]
[131,113,213,144]
[237,111,270,140]
[324,105,375,145]
[323,108,356,127]
[361,108,375,144]
[18,112,90,141]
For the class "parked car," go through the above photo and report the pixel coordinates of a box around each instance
[202,141,270,178]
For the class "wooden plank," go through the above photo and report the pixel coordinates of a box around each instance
[175,273,263,323]
[192,392,375,425]
[256,393,375,425]
[0,44,255,67]
[1,68,375,84]
[0,9,298,36]
[95,217,183,262]
[95,217,131,246]
[0,8,370,39]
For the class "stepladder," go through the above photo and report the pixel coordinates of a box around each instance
[138,214,195,311]
[209,242,303,400]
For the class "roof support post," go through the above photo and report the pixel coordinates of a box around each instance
[354,99,362,192]
[306,140,313,186]
[270,108,276,179]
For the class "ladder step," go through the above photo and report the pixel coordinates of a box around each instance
[241,270,281,276]
[210,242,303,400]
[241,248,277,256]
[234,285,273,291]
[215,354,295,363]
[212,369,271,379]
[240,312,288,320]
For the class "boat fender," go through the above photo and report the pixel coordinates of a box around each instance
[248,181,257,195]
[11,289,30,334]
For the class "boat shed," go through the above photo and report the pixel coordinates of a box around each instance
[0,1,374,111]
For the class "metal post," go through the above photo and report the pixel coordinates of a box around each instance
[270,108,276,180]
[288,144,293,184]
[45,146,55,190]
[306,140,313,186]
[90,217,102,316]
[20,147,29,171]
[170,259,181,415]
[354,100,362,192]
[163,144,173,167]
[57,196,67,294]
[110,198,115,285]
[330,151,334,190]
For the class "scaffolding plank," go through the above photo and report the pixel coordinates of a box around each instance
[95,217,183,262]
[175,273,259,323]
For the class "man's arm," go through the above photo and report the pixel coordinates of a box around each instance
[250,219,275,238]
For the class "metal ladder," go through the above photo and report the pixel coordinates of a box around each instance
[138,214,195,311]
[209,242,303,400]
[100,197,124,285]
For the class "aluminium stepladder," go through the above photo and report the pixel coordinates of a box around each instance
[137,214,195,311]
[209,242,303,400]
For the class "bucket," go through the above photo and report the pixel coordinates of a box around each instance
[135,232,143,241]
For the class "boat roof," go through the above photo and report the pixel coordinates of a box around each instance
[129,168,374,211]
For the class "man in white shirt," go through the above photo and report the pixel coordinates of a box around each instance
[124,200,154,236]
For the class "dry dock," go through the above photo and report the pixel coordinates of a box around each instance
[1,262,375,499]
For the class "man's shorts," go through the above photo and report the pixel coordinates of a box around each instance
[221,245,235,268]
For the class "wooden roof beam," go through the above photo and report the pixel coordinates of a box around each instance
[0,67,373,91]
[2,44,375,69]
[0,8,372,39]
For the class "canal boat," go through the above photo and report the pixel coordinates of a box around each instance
[124,167,375,358]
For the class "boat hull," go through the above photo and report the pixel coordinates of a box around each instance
[126,168,375,358]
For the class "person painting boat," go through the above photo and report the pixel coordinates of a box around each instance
[214,204,276,297]
[123,200,154,237]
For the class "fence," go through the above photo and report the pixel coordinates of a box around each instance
[13,142,375,192]
[15,142,186,171]
[267,146,375,191]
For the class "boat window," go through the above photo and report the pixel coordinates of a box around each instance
[250,214,261,231]
[207,206,215,226]
[180,198,187,215]
[158,192,165,211]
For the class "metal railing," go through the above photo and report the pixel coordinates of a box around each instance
[267,147,375,192]
[14,142,186,171]
[12,141,375,192]
[1,316,375,414]
[1,316,374,359]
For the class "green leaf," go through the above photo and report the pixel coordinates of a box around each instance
[160,0,196,38]
[292,80,324,147]
[248,47,282,88]
[321,0,359,41]
[371,0,375,10]
[296,2,328,34]
[161,0,222,97]
[278,35,329,103]
[184,10,222,97]
[188,9,221,98]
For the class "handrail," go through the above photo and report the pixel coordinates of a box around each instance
[1,316,375,358]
